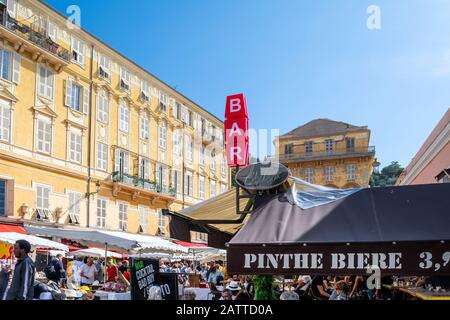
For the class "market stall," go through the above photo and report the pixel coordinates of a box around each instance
[226,181,450,277]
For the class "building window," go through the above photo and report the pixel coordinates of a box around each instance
[199,145,205,166]
[305,141,313,154]
[346,138,355,152]
[139,206,149,233]
[68,191,81,225]
[347,164,357,181]
[96,142,108,171]
[199,176,205,199]
[221,157,227,176]
[65,79,88,113]
[173,130,181,158]
[158,124,167,149]
[38,65,54,100]
[0,48,19,83]
[210,180,216,198]
[118,203,128,231]
[0,101,11,142]
[0,49,11,81]
[159,92,167,113]
[139,157,150,180]
[157,209,165,230]
[173,102,180,120]
[71,37,86,66]
[325,139,334,154]
[120,67,131,92]
[115,149,130,174]
[210,149,216,172]
[156,164,169,190]
[140,117,149,140]
[284,143,293,155]
[140,80,149,102]
[36,118,52,154]
[98,54,111,81]
[221,184,227,194]
[97,94,109,123]
[184,171,193,197]
[304,168,314,183]
[36,185,50,210]
[69,131,82,164]
[325,166,335,182]
[96,198,107,228]
[172,170,181,195]
[119,104,130,133]
[0,180,6,216]
[185,135,193,162]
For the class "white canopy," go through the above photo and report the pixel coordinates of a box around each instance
[69,248,122,259]
[98,231,188,254]
[0,232,69,251]
[25,226,188,254]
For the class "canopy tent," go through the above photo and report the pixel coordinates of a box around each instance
[166,189,252,249]
[24,226,188,254]
[99,230,188,254]
[227,183,450,276]
[25,227,138,252]
[0,224,26,234]
[174,189,251,235]
[0,232,69,251]
[69,248,122,259]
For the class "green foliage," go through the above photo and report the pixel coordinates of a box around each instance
[252,275,276,300]
[370,161,404,187]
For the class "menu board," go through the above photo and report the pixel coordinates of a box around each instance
[130,258,159,300]
[156,273,179,300]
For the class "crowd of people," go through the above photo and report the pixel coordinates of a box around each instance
[2,239,450,300]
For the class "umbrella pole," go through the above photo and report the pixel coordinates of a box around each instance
[104,243,108,284]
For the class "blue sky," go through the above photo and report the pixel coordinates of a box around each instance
[45,0,450,168]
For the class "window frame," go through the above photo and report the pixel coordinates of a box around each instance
[96,198,107,228]
[68,130,82,164]
[119,104,130,133]
[118,202,128,231]
[36,117,52,154]
[96,142,108,171]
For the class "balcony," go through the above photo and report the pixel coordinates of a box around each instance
[0,15,69,70]
[268,146,376,163]
[202,130,213,145]
[111,172,176,198]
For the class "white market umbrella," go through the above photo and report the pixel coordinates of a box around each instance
[69,248,122,259]
[0,232,68,251]
[99,231,188,254]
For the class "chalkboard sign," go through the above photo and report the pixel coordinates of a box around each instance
[130,258,159,300]
[156,273,179,300]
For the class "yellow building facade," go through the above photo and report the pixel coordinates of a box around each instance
[274,119,375,188]
[0,0,230,239]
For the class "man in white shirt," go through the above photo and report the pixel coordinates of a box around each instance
[80,258,97,286]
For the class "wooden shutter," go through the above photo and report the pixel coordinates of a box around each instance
[65,78,72,107]
[83,86,90,114]
[12,53,20,84]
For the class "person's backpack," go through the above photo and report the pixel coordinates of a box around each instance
[44,263,58,281]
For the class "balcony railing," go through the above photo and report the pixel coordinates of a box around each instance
[268,146,376,162]
[1,15,69,62]
[112,172,176,197]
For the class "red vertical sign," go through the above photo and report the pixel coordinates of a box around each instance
[224,94,249,167]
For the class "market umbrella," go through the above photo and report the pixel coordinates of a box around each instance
[0,232,69,251]
[69,248,122,259]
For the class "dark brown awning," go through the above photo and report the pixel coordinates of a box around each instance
[227,183,450,275]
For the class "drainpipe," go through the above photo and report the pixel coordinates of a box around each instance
[182,122,185,209]
[86,44,95,228]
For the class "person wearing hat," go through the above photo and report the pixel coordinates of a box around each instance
[225,281,242,300]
